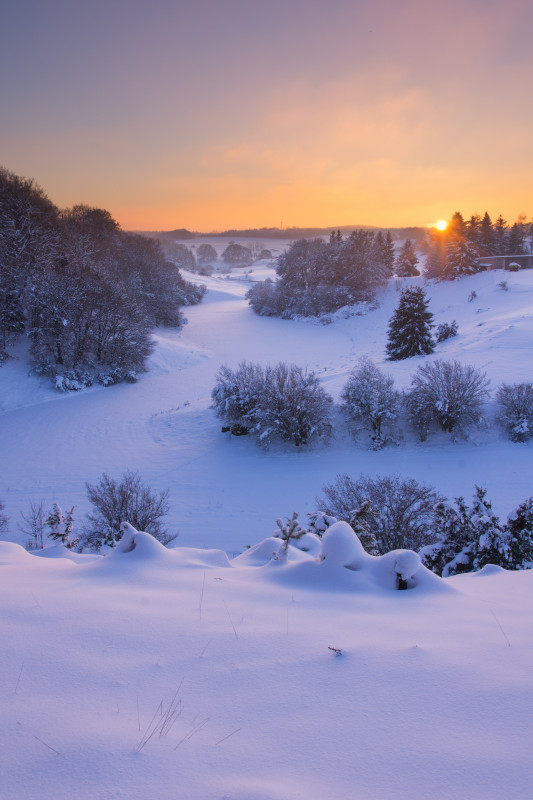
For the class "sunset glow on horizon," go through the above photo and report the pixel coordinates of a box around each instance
[2,0,532,232]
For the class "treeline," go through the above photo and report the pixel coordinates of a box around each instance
[247,230,395,317]
[0,167,205,387]
[424,210,532,279]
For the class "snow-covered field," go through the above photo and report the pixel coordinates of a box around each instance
[1,265,533,798]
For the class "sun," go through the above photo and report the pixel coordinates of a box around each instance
[435,220,448,231]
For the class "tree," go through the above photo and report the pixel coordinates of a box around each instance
[46,503,78,548]
[506,498,533,570]
[496,382,533,441]
[317,473,443,553]
[221,241,253,265]
[341,357,400,447]
[444,232,479,278]
[386,286,434,360]
[478,211,495,256]
[394,239,419,277]
[405,359,490,438]
[83,471,174,550]
[19,500,46,550]
[212,361,333,447]
[196,243,217,264]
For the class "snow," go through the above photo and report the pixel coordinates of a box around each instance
[2,265,533,797]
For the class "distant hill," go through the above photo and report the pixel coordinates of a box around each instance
[137,225,428,242]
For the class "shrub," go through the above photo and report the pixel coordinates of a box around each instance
[82,471,175,550]
[405,359,490,439]
[435,320,458,342]
[496,382,533,441]
[341,357,400,447]
[317,473,443,553]
[212,361,333,447]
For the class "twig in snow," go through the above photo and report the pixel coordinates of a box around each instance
[199,570,206,620]
[491,609,511,647]
[33,735,61,755]
[174,717,210,749]
[223,600,239,640]
[214,727,242,746]
[328,646,343,656]
[14,662,24,694]
[135,681,184,752]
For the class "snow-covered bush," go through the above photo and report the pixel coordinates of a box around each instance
[341,357,400,447]
[386,286,435,360]
[317,473,443,554]
[211,361,265,433]
[496,382,533,442]
[435,320,458,342]
[82,471,175,550]
[196,243,217,264]
[212,361,333,447]
[405,359,490,439]
[420,487,519,576]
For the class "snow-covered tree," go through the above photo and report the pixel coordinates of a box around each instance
[212,361,333,447]
[506,498,533,570]
[341,357,400,447]
[386,286,434,360]
[46,503,78,548]
[221,241,253,266]
[196,243,217,264]
[419,496,476,577]
[444,233,479,278]
[211,361,264,433]
[405,359,489,439]
[496,382,533,442]
[318,473,442,554]
[258,363,333,447]
[83,471,174,550]
[394,239,419,277]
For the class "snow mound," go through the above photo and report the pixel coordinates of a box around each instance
[32,544,102,563]
[320,520,366,567]
[148,331,211,375]
[0,541,35,564]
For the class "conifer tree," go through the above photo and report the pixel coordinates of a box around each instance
[394,239,420,277]
[386,287,434,360]
[506,498,533,570]
[478,211,495,256]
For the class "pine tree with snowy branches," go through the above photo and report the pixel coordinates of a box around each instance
[386,287,434,360]
[394,239,420,277]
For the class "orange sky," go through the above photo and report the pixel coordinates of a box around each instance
[2,0,532,231]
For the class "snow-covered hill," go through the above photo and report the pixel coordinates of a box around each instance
[1,268,532,553]
[1,267,533,799]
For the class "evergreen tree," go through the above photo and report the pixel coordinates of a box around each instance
[507,222,527,255]
[470,487,509,570]
[506,498,533,570]
[493,215,508,255]
[478,211,495,256]
[424,230,447,279]
[386,287,434,360]
[394,239,420,276]
[383,232,396,277]
[419,497,475,577]
[444,233,479,278]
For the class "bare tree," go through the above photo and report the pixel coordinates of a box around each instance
[83,471,175,550]
[19,500,46,549]
[317,473,443,553]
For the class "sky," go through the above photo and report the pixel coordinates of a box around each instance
[1,0,532,231]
